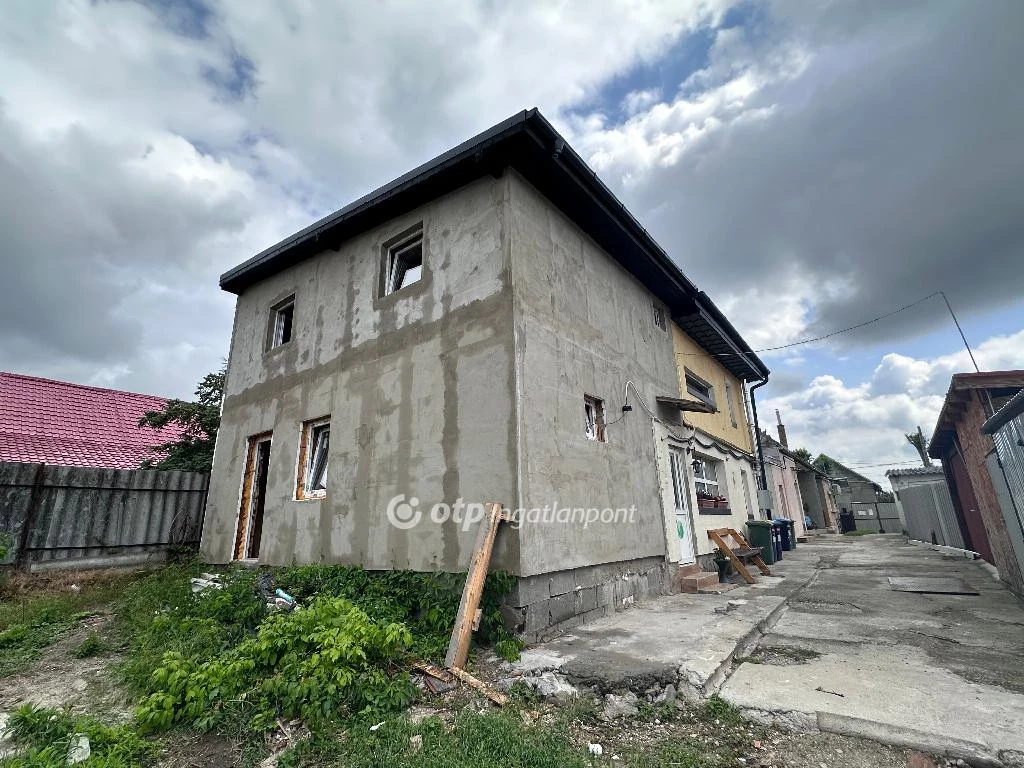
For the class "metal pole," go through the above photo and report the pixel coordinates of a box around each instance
[940,291,980,373]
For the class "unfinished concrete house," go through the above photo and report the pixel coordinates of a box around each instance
[201,109,769,637]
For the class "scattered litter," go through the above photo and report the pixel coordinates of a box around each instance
[588,743,603,756]
[369,722,385,731]
[190,575,225,594]
[275,588,296,604]
[67,734,90,764]
[69,584,81,593]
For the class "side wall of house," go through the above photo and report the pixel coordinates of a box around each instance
[672,327,753,453]
[502,172,677,638]
[954,392,1024,592]
[202,176,522,573]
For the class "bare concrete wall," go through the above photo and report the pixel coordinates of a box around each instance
[508,172,676,577]
[202,176,521,572]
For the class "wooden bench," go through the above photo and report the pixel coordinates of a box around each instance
[708,528,771,585]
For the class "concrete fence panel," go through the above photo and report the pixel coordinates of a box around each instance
[0,461,208,569]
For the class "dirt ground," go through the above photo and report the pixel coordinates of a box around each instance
[0,615,134,719]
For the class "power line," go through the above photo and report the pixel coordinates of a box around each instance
[677,292,941,361]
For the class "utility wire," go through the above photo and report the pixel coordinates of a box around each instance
[677,291,942,361]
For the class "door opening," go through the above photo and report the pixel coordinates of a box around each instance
[234,433,272,560]
[669,446,697,565]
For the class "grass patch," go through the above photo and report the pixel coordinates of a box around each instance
[703,695,743,726]
[0,703,158,768]
[72,631,110,659]
[0,570,142,678]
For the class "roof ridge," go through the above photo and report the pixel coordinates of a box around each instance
[0,371,175,402]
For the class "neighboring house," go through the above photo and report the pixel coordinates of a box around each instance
[980,389,1024,596]
[930,370,1024,594]
[886,466,964,548]
[757,422,809,540]
[794,455,838,532]
[664,321,764,571]
[201,109,769,637]
[0,371,182,469]
[813,454,885,532]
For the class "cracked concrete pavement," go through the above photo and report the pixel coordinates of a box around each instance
[720,535,1024,766]
[508,542,822,696]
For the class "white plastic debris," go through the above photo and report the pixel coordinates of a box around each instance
[369,722,385,732]
[190,577,224,594]
[588,743,603,756]
[68,734,90,764]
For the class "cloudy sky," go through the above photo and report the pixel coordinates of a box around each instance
[2,0,1022,482]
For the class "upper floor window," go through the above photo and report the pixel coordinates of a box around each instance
[268,296,295,350]
[652,302,667,331]
[584,394,606,442]
[724,380,738,428]
[685,370,715,407]
[385,231,423,295]
[296,417,330,499]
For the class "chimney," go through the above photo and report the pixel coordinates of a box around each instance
[776,409,789,448]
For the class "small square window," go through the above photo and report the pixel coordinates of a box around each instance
[269,297,295,350]
[724,380,738,428]
[296,418,330,499]
[685,370,715,407]
[652,302,667,331]
[385,233,423,295]
[584,395,606,442]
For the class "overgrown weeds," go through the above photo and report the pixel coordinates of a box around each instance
[0,703,158,768]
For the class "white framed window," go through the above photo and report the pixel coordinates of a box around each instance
[269,296,295,350]
[724,380,737,427]
[584,394,606,442]
[384,231,423,295]
[296,417,330,499]
[692,456,720,496]
[685,370,715,407]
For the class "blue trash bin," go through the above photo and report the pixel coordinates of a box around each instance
[774,519,794,551]
[770,520,784,561]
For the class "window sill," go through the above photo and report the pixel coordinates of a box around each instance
[294,495,326,503]
[698,507,732,516]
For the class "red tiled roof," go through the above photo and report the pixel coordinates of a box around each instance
[0,372,186,469]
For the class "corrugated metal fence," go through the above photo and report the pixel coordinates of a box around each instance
[989,416,1024,584]
[0,461,208,568]
[898,481,965,549]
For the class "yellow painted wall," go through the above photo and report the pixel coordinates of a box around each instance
[671,325,753,453]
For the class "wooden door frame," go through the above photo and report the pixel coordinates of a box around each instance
[233,432,272,561]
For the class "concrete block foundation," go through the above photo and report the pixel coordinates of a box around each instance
[503,555,671,642]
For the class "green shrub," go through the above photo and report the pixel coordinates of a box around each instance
[275,565,519,660]
[136,595,414,734]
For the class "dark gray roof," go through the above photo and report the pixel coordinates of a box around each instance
[219,109,769,382]
[886,466,944,476]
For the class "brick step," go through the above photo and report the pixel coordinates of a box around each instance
[697,582,738,595]
[678,571,719,593]
[678,563,702,577]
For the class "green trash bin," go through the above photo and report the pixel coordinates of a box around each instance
[746,520,776,565]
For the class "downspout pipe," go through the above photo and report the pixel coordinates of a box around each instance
[749,377,770,495]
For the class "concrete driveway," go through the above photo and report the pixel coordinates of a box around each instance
[720,535,1024,766]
